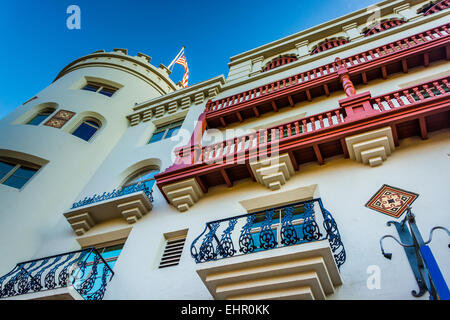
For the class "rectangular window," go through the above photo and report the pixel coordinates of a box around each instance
[0,161,15,181]
[90,243,125,270]
[159,233,187,268]
[0,158,40,190]
[149,120,183,144]
[82,82,118,97]
[73,243,125,295]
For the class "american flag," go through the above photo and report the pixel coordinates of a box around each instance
[175,52,189,88]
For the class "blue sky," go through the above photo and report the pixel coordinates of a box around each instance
[0,0,378,119]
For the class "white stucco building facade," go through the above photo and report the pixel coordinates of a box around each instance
[0,0,449,301]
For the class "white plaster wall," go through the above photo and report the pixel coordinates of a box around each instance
[0,1,448,301]
[0,57,172,274]
[100,129,449,300]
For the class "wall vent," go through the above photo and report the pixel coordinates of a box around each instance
[159,234,187,268]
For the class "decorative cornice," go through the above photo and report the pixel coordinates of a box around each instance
[228,0,425,66]
[223,10,450,91]
[126,75,226,126]
[53,49,177,93]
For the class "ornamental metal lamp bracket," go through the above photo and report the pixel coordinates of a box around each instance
[379,206,450,300]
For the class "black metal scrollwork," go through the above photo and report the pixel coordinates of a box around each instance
[71,183,153,209]
[239,214,257,254]
[195,222,220,263]
[280,206,300,246]
[321,203,346,269]
[0,248,114,300]
[190,198,346,270]
[302,202,322,241]
[217,218,238,258]
[259,210,278,250]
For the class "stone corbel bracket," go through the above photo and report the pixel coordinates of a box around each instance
[162,178,204,212]
[345,126,395,167]
[249,153,295,190]
[127,76,226,127]
[63,192,153,236]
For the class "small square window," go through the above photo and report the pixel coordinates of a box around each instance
[99,87,116,97]
[82,82,118,97]
[82,84,100,92]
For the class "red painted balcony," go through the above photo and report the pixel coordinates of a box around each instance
[205,23,450,128]
[156,76,450,197]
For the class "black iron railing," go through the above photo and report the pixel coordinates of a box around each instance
[190,198,346,269]
[0,248,114,300]
[71,183,153,210]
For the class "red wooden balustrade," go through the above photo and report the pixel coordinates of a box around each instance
[174,76,449,166]
[423,0,450,16]
[205,23,449,115]
[370,77,449,112]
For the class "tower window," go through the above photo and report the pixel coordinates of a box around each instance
[72,119,101,141]
[82,82,118,97]
[0,158,40,189]
[149,120,183,144]
[27,108,55,126]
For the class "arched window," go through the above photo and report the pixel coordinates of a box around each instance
[123,167,160,192]
[72,118,101,141]
[0,157,40,189]
[363,19,405,37]
[27,108,55,125]
[311,38,349,55]
[263,55,298,72]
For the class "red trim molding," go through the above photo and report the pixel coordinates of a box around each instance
[205,23,450,128]
[156,77,450,201]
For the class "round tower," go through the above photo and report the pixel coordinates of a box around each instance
[0,48,177,274]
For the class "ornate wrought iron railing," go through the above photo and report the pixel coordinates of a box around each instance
[0,248,114,300]
[71,183,153,209]
[190,198,346,269]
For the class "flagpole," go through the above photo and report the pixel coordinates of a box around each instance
[168,46,185,71]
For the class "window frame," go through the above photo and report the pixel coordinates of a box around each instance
[26,108,56,126]
[0,157,40,190]
[122,166,160,191]
[82,81,119,97]
[72,118,102,142]
[85,243,125,268]
[148,120,183,144]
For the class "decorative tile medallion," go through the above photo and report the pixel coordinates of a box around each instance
[365,184,419,218]
[44,110,75,129]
